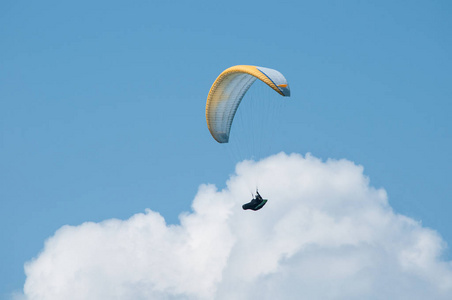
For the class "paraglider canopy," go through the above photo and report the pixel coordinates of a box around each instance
[206,65,290,143]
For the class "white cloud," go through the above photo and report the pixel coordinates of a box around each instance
[20,153,452,299]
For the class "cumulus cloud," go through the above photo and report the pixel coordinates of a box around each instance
[20,153,452,299]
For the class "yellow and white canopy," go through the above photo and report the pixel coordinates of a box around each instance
[206,65,290,143]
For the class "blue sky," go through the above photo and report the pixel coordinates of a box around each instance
[1,1,451,298]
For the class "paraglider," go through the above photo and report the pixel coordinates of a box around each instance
[206,65,290,211]
[242,190,268,211]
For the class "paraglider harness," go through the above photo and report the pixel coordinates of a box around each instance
[242,190,268,211]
